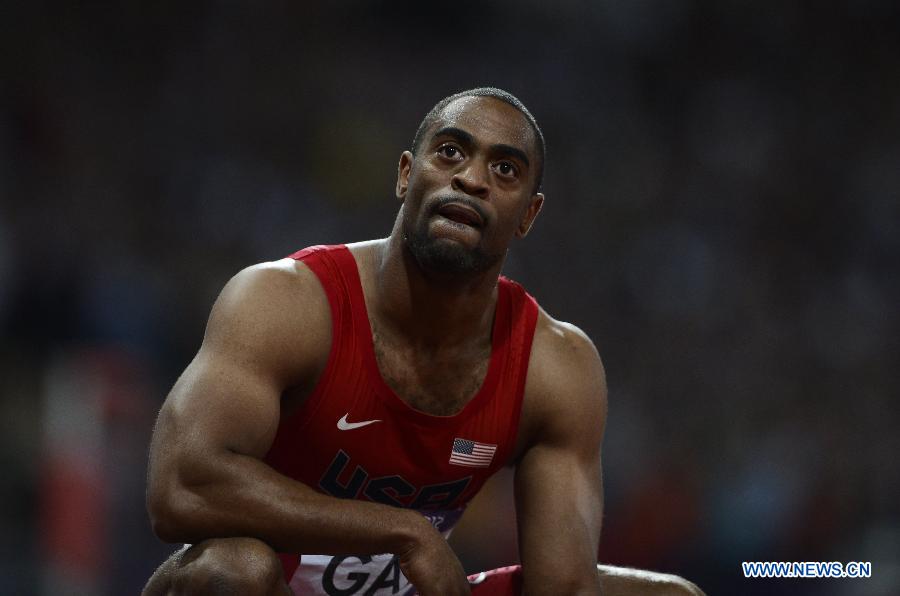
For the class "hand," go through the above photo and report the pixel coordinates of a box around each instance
[396,523,471,596]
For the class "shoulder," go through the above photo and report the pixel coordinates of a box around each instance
[500,277,593,370]
[201,257,332,386]
[515,307,608,458]
[210,257,328,329]
[212,257,326,316]
[529,308,607,402]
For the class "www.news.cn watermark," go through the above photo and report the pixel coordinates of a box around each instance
[742,561,872,579]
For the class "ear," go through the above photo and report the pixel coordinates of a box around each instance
[396,151,414,201]
[516,193,544,238]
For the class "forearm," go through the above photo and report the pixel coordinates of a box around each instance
[519,502,602,595]
[148,450,433,556]
[516,444,603,595]
[522,569,600,596]
[521,548,601,596]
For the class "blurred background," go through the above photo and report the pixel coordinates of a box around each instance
[2,2,898,594]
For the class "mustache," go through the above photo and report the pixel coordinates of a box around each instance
[429,195,489,226]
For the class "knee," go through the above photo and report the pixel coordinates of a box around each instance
[173,538,284,596]
[596,564,705,596]
[650,574,705,596]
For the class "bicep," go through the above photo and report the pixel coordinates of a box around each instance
[147,345,286,513]
[149,262,327,486]
[515,320,607,592]
[158,346,283,462]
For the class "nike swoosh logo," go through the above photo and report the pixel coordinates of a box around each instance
[337,413,382,431]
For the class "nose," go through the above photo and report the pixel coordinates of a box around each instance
[451,161,490,199]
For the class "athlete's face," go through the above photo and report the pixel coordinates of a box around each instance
[396,96,544,274]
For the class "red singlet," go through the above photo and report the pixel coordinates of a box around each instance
[263,245,538,595]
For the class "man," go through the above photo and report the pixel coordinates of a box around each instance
[144,88,702,595]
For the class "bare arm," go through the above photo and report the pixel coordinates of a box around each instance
[146,260,463,592]
[515,315,607,595]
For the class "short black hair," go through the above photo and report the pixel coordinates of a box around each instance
[411,87,545,193]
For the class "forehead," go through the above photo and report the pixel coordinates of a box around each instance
[431,96,536,156]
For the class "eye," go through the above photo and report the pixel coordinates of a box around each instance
[437,143,463,160]
[493,161,519,178]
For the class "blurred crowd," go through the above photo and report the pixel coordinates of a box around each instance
[2,2,898,594]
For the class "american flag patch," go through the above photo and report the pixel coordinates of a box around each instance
[449,438,497,468]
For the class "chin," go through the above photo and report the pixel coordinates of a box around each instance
[405,231,500,275]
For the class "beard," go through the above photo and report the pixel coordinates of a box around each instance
[403,203,503,275]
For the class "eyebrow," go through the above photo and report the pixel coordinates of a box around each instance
[432,126,531,168]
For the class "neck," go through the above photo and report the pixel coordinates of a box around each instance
[369,223,504,350]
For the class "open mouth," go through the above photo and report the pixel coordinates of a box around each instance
[436,203,484,228]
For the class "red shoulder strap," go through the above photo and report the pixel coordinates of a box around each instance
[497,276,539,466]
